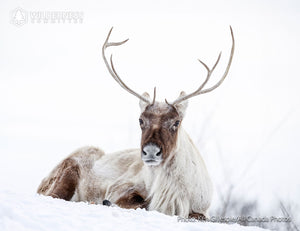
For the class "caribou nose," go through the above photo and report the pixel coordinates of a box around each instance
[143,144,161,157]
[142,144,163,166]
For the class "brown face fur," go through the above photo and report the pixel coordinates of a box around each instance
[139,103,182,164]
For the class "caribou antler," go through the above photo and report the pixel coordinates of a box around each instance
[171,26,235,105]
[103,27,234,106]
[102,27,152,104]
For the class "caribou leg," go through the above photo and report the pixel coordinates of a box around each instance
[37,158,80,200]
[188,212,207,221]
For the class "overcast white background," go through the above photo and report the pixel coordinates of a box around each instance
[0,0,299,216]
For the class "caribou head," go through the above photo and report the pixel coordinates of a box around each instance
[102,27,235,167]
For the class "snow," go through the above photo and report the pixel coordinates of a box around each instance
[0,190,267,231]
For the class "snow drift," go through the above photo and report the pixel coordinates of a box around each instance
[0,190,267,231]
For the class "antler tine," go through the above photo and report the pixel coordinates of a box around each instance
[172,26,235,105]
[200,26,235,94]
[172,52,222,105]
[151,87,157,105]
[102,27,151,104]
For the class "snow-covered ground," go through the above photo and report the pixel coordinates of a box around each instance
[0,190,266,231]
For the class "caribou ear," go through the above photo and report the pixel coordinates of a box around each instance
[174,91,188,118]
[139,92,151,112]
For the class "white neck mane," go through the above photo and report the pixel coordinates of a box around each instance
[143,127,212,217]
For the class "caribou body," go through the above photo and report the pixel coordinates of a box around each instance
[37,27,235,219]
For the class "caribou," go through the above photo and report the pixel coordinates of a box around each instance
[37,27,235,219]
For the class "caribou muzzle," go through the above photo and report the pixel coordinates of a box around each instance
[141,143,162,166]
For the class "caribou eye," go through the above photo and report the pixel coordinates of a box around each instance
[139,118,144,126]
[174,120,180,127]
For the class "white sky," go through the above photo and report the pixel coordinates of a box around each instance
[0,0,299,214]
